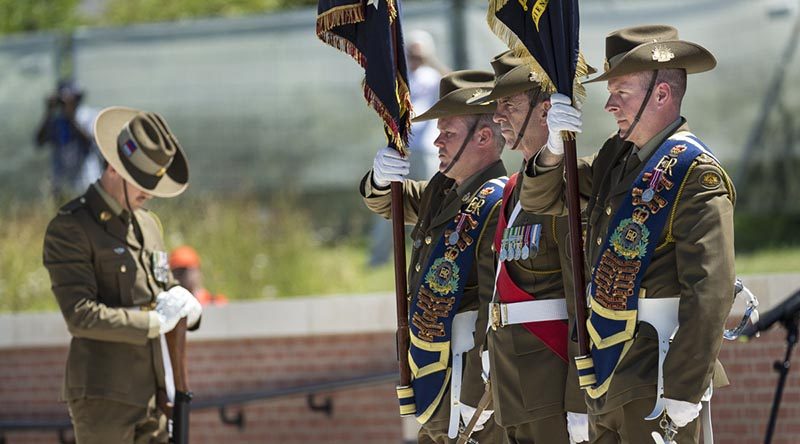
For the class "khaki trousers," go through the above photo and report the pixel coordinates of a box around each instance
[590,397,700,444]
[501,414,570,444]
[67,395,168,444]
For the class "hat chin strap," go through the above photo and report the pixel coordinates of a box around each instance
[508,88,542,152]
[619,70,658,141]
[441,117,480,176]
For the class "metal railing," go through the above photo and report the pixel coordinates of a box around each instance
[0,371,397,444]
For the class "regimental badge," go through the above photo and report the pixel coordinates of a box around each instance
[610,218,649,260]
[479,186,495,198]
[651,44,675,62]
[151,250,170,284]
[113,247,126,255]
[529,71,540,83]
[699,171,722,189]
[424,258,460,295]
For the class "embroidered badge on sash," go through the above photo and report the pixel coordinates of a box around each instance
[424,258,460,295]
[584,132,716,399]
[610,218,649,260]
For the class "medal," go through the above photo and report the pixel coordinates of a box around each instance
[499,228,509,261]
[521,225,531,260]
[513,227,522,260]
[642,188,654,203]
[448,213,468,246]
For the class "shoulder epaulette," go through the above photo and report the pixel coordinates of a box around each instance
[58,196,87,215]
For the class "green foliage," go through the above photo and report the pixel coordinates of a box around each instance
[100,0,316,26]
[0,195,393,313]
[0,0,80,34]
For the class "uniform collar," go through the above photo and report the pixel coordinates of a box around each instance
[92,181,125,217]
[86,182,131,243]
[454,160,507,199]
[634,117,685,163]
[431,160,507,228]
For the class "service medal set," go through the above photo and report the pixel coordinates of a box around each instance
[498,224,542,262]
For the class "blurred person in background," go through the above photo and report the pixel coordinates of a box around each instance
[43,106,201,444]
[170,245,229,306]
[35,80,103,201]
[369,30,450,267]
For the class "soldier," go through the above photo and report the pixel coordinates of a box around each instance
[467,51,588,443]
[361,70,506,444]
[43,106,202,444]
[523,25,734,443]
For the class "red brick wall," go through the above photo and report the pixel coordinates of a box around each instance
[1,333,401,444]
[2,321,799,443]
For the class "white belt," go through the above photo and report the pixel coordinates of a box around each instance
[448,311,478,439]
[638,297,680,422]
[141,306,176,404]
[490,298,568,330]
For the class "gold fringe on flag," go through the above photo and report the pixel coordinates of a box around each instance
[486,0,589,108]
[317,0,412,155]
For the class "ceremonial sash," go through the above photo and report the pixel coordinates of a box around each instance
[582,132,715,398]
[401,177,507,424]
[492,173,569,362]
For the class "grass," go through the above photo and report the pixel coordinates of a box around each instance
[0,194,395,313]
[735,247,800,275]
[1,193,799,313]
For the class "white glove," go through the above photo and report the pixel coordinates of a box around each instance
[546,93,582,156]
[566,412,589,443]
[664,398,702,428]
[372,146,410,188]
[169,285,203,328]
[154,291,185,335]
[459,404,494,432]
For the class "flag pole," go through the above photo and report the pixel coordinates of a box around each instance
[389,14,412,395]
[390,181,412,387]
[563,137,590,357]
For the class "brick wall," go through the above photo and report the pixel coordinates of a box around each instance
[2,281,800,444]
[0,333,402,444]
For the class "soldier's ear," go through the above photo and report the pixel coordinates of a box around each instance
[475,126,492,146]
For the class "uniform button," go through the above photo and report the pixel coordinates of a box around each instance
[596,237,602,246]
[415,263,421,272]
[425,236,432,245]
[120,265,127,273]
[605,206,612,215]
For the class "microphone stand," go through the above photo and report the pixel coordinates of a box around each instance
[764,312,799,444]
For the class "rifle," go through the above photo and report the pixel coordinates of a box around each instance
[165,318,192,444]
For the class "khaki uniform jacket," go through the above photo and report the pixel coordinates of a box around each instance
[489,164,585,428]
[360,160,506,409]
[43,185,175,407]
[520,120,735,413]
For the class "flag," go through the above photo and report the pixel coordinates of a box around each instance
[487,0,588,103]
[317,0,412,153]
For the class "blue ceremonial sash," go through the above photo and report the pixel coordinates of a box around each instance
[399,177,506,423]
[582,132,714,398]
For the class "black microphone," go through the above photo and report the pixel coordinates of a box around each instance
[741,289,800,338]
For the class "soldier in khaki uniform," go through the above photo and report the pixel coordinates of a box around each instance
[522,25,735,443]
[466,51,588,443]
[43,107,202,444]
[361,71,506,444]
